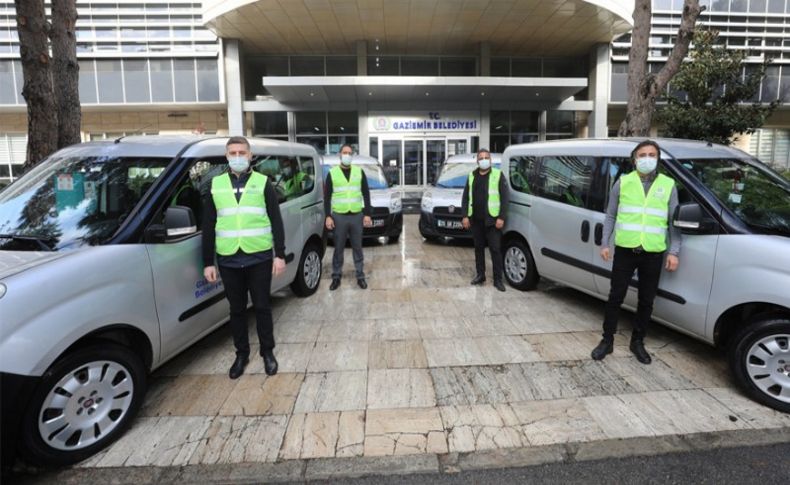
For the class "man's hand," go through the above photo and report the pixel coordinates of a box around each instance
[204,265,218,283]
[665,254,679,272]
[272,257,286,276]
[325,216,335,230]
[462,217,470,230]
[363,215,372,228]
[600,247,611,262]
[495,218,504,230]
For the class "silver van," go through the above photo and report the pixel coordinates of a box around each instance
[0,136,326,466]
[501,138,790,413]
[321,154,403,243]
[418,153,502,239]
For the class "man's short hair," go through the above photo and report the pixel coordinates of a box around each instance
[226,136,250,151]
[477,148,491,159]
[339,143,354,153]
[630,139,660,161]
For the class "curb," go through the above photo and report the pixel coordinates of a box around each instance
[16,427,790,484]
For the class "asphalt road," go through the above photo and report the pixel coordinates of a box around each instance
[303,443,790,485]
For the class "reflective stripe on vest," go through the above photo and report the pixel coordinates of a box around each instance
[330,165,364,213]
[211,171,273,256]
[467,168,502,218]
[614,171,674,252]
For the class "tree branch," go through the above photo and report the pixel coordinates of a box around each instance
[654,1,704,93]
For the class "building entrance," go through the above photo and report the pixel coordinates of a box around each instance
[377,136,470,187]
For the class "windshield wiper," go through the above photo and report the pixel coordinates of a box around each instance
[0,234,56,251]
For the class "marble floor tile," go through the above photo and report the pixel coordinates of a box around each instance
[316,319,372,342]
[509,398,606,445]
[600,356,696,393]
[219,373,303,416]
[655,351,732,388]
[439,404,526,453]
[247,343,314,374]
[368,318,422,341]
[273,318,323,344]
[461,315,522,337]
[293,370,367,413]
[582,395,656,439]
[188,415,288,464]
[141,375,236,416]
[704,387,790,429]
[423,338,487,367]
[525,332,629,362]
[368,339,429,369]
[476,336,541,365]
[307,341,369,372]
[416,317,472,339]
[367,369,436,409]
[280,412,340,459]
[364,407,448,456]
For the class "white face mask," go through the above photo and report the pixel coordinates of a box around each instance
[636,156,658,174]
[227,155,250,173]
[478,158,491,171]
[283,167,293,178]
[340,154,352,166]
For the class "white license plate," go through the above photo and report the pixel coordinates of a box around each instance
[372,219,385,227]
[437,219,463,229]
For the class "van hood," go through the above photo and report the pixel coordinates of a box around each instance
[423,187,464,208]
[370,189,398,209]
[0,250,75,280]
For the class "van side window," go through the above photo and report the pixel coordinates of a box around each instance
[509,155,537,194]
[253,155,312,203]
[297,156,317,194]
[535,155,601,211]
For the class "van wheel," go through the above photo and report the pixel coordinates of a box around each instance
[729,317,790,414]
[388,232,401,244]
[20,343,146,467]
[291,242,322,297]
[503,238,539,291]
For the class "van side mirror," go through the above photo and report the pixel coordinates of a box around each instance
[673,202,716,234]
[165,205,197,238]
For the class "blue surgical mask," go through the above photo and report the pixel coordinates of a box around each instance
[636,157,658,174]
[227,155,250,173]
[340,154,352,166]
[478,158,491,170]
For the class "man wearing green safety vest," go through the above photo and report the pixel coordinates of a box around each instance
[461,148,509,292]
[280,157,307,200]
[562,184,583,207]
[591,140,682,365]
[325,144,372,291]
[202,136,286,379]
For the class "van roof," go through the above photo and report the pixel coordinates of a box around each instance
[321,154,379,165]
[445,153,503,164]
[502,138,749,160]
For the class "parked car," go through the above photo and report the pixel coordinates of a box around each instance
[0,136,326,467]
[501,138,790,413]
[418,153,502,239]
[321,154,403,244]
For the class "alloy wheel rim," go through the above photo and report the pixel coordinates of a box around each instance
[745,334,790,404]
[505,247,527,283]
[304,251,321,289]
[38,360,134,451]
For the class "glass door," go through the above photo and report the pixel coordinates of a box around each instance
[403,139,423,185]
[447,138,469,158]
[426,139,446,185]
[381,139,402,186]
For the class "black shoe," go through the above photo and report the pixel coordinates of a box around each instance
[229,355,249,379]
[329,278,341,291]
[357,278,368,289]
[494,280,506,292]
[591,339,613,361]
[263,350,279,376]
[630,338,652,365]
[471,274,486,285]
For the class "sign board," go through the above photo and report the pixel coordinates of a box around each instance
[369,111,480,134]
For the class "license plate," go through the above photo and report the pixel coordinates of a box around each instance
[372,219,385,227]
[437,219,463,229]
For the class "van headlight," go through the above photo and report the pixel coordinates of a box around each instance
[390,193,402,213]
[0,283,6,299]
[421,192,433,212]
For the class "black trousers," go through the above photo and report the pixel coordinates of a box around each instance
[218,259,275,357]
[602,246,665,341]
[471,219,504,282]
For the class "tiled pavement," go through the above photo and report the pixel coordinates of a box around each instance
[76,215,790,470]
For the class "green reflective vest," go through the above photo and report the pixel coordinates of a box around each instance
[467,168,502,218]
[330,165,364,214]
[211,171,273,256]
[283,171,306,198]
[614,171,674,253]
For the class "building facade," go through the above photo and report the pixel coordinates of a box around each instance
[1,0,789,187]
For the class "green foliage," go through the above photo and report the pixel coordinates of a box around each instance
[657,29,778,145]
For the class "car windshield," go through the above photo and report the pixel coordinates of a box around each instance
[322,164,390,189]
[679,158,790,235]
[436,162,501,188]
[0,155,172,250]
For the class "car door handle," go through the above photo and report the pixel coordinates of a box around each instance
[594,223,604,246]
[580,220,590,243]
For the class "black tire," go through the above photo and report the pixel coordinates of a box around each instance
[19,343,147,467]
[387,232,401,244]
[729,317,790,414]
[290,241,322,297]
[502,237,539,291]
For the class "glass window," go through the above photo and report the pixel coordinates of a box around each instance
[296,136,326,154]
[95,27,118,39]
[326,56,356,76]
[780,66,790,102]
[750,0,767,12]
[173,59,196,102]
[368,56,399,75]
[297,156,317,194]
[511,111,540,133]
[327,136,359,154]
[259,56,289,76]
[490,58,510,76]
[173,27,191,38]
[761,65,780,101]
[296,111,326,135]
[290,56,324,76]
[196,59,219,102]
[509,156,537,194]
[543,58,585,77]
[328,111,358,134]
[441,57,476,76]
[0,60,15,104]
[547,111,575,134]
[96,60,124,103]
[535,156,596,209]
[731,0,747,11]
[267,156,312,201]
[512,58,541,77]
[769,0,785,12]
[123,60,150,103]
[147,27,170,39]
[150,59,173,102]
[401,57,439,76]
[611,62,628,102]
[490,135,510,153]
[253,112,288,135]
[370,136,379,159]
[491,111,510,133]
[11,61,20,104]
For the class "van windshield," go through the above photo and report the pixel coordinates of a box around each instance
[679,158,790,235]
[0,155,172,251]
[436,162,501,188]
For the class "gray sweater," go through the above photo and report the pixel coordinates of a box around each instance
[601,172,682,256]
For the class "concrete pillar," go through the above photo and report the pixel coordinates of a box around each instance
[588,43,610,138]
[224,39,244,136]
[479,42,491,76]
[357,40,367,76]
[358,100,369,155]
[538,110,547,141]
[480,101,491,149]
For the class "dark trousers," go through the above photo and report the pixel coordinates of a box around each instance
[602,246,665,341]
[332,212,365,279]
[471,219,504,282]
[218,259,275,357]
